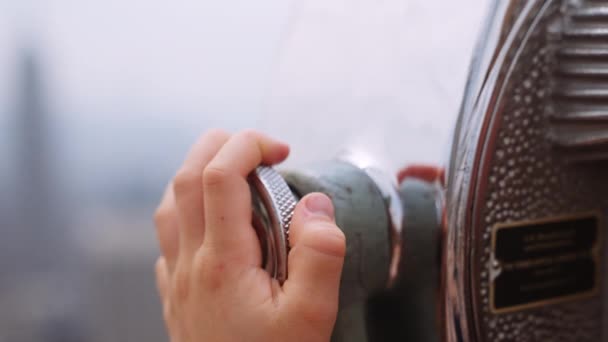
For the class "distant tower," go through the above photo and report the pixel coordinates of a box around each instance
[0,47,87,342]
[6,47,65,273]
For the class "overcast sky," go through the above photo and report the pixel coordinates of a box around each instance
[0,0,489,167]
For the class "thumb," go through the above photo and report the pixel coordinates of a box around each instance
[282,193,346,319]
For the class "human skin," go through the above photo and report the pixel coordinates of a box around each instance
[154,130,347,342]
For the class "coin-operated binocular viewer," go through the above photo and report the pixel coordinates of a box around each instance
[249,1,608,341]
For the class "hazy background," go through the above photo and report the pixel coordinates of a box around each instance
[0,0,488,340]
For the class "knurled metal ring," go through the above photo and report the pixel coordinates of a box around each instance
[249,166,297,284]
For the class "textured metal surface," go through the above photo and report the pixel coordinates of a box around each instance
[449,0,608,341]
[474,2,604,340]
[550,1,608,161]
[249,166,297,284]
[254,166,297,240]
[444,2,548,340]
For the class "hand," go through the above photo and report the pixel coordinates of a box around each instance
[154,130,346,342]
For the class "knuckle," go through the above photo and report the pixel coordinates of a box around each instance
[171,269,191,303]
[202,165,230,188]
[155,258,166,279]
[235,129,261,147]
[204,128,230,140]
[153,205,173,228]
[153,207,177,257]
[173,168,200,196]
[154,261,166,295]
[162,302,173,322]
[192,250,210,275]
[238,129,260,141]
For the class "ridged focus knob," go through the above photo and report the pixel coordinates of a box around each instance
[249,166,298,284]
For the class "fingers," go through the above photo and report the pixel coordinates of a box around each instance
[154,183,180,273]
[155,257,174,337]
[282,193,346,321]
[202,130,289,265]
[155,257,170,302]
[174,130,230,264]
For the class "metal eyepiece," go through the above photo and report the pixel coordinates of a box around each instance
[249,166,298,284]
[251,160,442,342]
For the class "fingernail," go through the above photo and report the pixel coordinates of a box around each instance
[305,193,334,219]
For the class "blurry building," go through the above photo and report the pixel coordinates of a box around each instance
[12,49,66,270]
[0,47,87,342]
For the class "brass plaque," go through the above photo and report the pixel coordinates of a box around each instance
[490,213,602,314]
